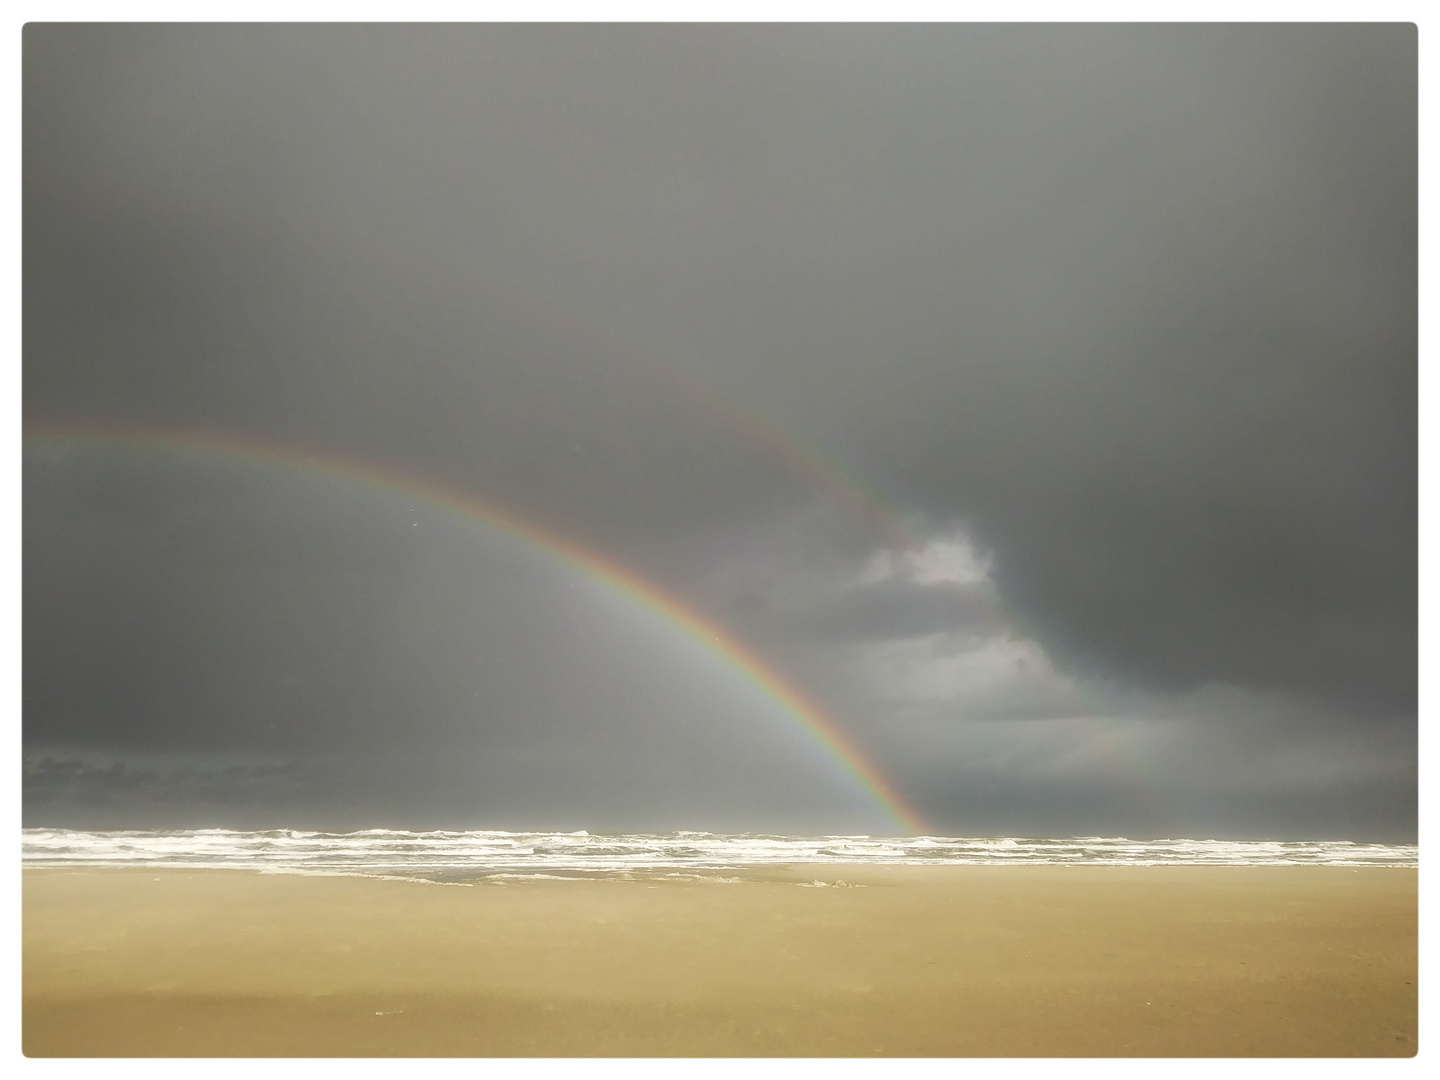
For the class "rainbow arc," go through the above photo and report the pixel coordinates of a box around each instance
[26,420,930,836]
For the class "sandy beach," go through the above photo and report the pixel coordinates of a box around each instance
[23,864,1416,1057]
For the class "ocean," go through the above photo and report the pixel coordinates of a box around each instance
[21,828,1417,881]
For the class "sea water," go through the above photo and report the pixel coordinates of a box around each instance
[21,828,1417,880]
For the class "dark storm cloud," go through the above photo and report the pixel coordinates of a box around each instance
[23,25,1414,834]
[22,753,317,828]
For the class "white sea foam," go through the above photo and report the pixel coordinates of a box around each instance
[20,828,1416,879]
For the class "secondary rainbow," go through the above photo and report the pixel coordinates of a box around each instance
[25,420,929,835]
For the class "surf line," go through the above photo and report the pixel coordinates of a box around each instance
[26,419,930,836]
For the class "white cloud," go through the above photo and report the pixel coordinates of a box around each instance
[856,531,992,588]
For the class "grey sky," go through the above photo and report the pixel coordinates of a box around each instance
[23,24,1415,839]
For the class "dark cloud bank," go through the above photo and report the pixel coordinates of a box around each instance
[24,25,1415,839]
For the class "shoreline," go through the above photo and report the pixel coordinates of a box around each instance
[24,864,1418,1057]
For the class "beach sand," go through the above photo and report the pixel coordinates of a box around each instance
[23,864,1416,1057]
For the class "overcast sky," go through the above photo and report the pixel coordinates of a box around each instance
[23,24,1415,840]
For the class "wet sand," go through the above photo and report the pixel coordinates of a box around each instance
[23,864,1416,1057]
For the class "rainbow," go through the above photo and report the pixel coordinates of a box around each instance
[25,419,930,835]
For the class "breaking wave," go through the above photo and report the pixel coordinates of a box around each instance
[21,828,1416,878]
